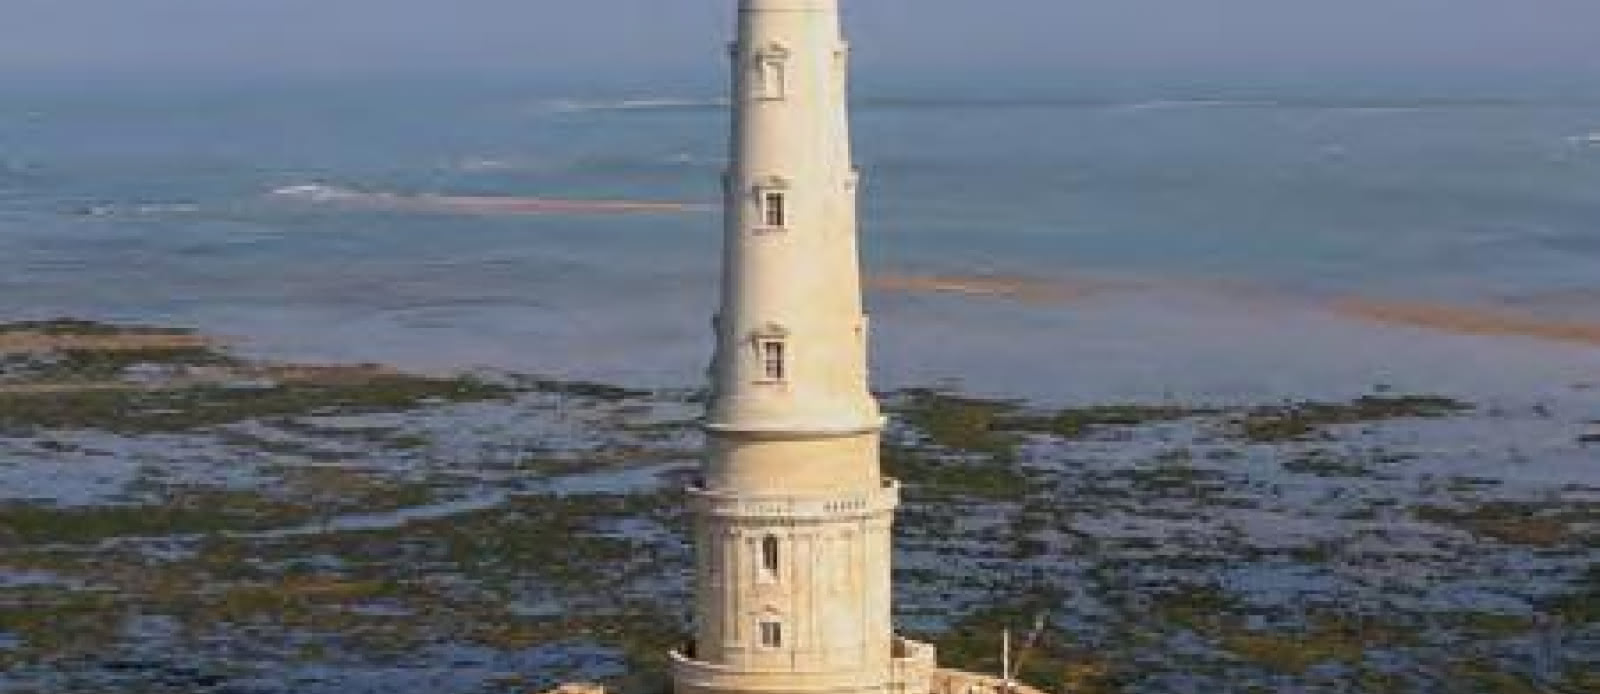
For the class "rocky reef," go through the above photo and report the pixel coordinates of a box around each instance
[0,321,1594,694]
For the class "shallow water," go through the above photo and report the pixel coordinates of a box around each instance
[2,77,1598,401]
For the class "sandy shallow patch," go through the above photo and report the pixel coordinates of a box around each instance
[866,272,1600,349]
[1332,298,1600,347]
[0,332,215,356]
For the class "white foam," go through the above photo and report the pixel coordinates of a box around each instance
[131,203,201,214]
[1108,99,1274,112]
[75,202,199,217]
[543,97,727,114]
[268,183,366,201]
[456,157,516,172]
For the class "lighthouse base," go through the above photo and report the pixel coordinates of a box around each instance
[670,637,934,694]
[670,638,1049,694]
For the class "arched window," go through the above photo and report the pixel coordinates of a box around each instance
[761,535,781,577]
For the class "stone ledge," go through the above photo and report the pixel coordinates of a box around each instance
[703,417,886,440]
[670,650,892,694]
[687,480,900,521]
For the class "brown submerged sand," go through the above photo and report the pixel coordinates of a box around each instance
[0,331,215,355]
[869,272,1600,348]
[1331,298,1600,348]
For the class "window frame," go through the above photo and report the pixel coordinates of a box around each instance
[762,191,786,229]
[758,339,787,382]
[753,44,790,101]
[758,620,784,649]
[751,176,791,232]
[760,535,781,580]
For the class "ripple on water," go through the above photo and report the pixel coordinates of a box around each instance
[0,569,76,589]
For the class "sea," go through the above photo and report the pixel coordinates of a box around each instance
[3,73,1600,406]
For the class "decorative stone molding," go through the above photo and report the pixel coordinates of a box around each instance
[701,416,886,440]
[754,42,792,61]
[751,175,792,192]
[688,481,899,522]
[750,322,790,340]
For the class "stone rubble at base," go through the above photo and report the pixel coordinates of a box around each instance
[539,684,607,694]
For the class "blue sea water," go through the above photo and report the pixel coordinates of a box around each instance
[2,76,1599,402]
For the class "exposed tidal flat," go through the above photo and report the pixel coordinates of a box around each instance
[0,320,1594,694]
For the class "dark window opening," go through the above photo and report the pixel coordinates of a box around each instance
[760,621,783,648]
[760,340,786,381]
[761,536,780,576]
[763,192,786,228]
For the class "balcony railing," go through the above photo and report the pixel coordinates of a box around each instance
[687,479,900,521]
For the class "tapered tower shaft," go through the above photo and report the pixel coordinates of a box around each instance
[709,0,878,461]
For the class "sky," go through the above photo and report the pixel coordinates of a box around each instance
[3,0,1599,84]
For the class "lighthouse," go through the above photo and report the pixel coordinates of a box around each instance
[667,4,1047,694]
[669,2,935,694]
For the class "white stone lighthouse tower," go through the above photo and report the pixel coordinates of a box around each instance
[670,2,939,694]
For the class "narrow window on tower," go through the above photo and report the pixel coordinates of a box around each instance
[752,177,790,233]
[763,191,786,228]
[755,45,789,100]
[759,60,785,99]
[758,339,786,382]
[760,535,781,579]
[759,620,784,649]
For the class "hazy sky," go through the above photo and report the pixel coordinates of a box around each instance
[4,1,1599,82]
